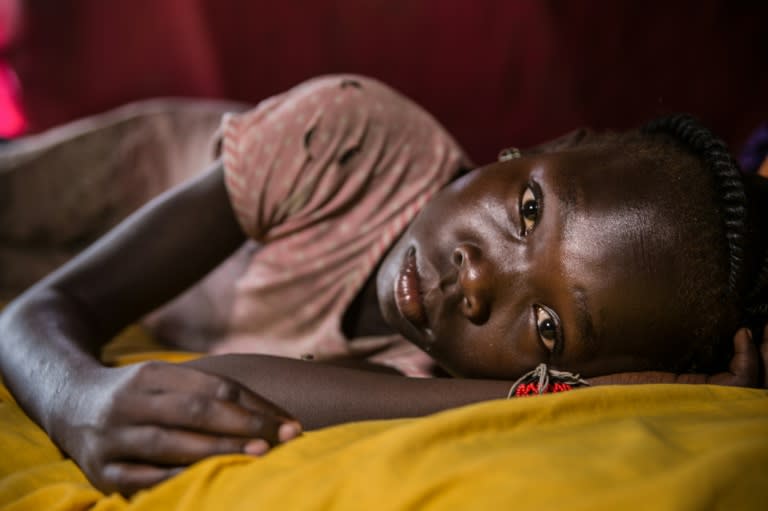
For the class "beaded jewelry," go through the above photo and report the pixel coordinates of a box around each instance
[507,363,590,398]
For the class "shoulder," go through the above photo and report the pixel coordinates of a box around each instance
[216,75,470,239]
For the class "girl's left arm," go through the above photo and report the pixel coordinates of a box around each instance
[185,327,766,430]
[184,354,511,430]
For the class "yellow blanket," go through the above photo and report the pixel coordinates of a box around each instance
[2,371,767,511]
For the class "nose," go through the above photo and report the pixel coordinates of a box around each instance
[452,243,492,324]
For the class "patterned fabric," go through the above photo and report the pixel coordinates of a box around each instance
[217,75,471,376]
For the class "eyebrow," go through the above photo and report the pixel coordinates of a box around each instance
[571,286,597,351]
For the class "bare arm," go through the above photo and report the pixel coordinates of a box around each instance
[186,355,512,430]
[186,327,767,431]
[2,161,763,494]
[0,161,241,421]
[0,162,298,494]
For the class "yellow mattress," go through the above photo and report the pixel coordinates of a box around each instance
[2,362,767,511]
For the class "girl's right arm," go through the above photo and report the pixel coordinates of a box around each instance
[0,162,300,495]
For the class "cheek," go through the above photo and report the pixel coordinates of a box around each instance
[560,209,691,362]
[601,302,696,368]
[429,312,545,379]
[425,316,477,375]
[563,280,698,376]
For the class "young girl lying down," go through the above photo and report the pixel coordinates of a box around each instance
[1,76,767,495]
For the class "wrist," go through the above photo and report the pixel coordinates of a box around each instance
[46,362,111,452]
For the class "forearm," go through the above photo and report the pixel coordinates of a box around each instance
[0,163,245,432]
[185,354,512,430]
[186,353,755,432]
[0,287,105,434]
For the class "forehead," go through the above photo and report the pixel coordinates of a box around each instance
[533,148,699,366]
[532,145,689,241]
[540,145,673,200]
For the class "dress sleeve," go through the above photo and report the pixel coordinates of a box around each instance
[218,75,471,242]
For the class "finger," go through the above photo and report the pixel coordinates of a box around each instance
[100,462,183,496]
[236,386,296,421]
[135,363,296,421]
[115,391,285,442]
[106,425,268,465]
[724,328,758,386]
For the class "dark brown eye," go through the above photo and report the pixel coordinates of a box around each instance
[520,185,540,234]
[534,305,559,352]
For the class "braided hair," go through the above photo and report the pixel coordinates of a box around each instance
[528,115,762,372]
[638,114,768,369]
[641,115,748,301]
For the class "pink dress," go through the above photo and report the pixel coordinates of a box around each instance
[216,75,470,376]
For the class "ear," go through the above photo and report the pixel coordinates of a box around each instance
[523,128,594,155]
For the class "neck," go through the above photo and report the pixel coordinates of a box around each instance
[341,268,394,339]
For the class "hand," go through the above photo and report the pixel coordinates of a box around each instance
[587,328,766,388]
[52,361,301,496]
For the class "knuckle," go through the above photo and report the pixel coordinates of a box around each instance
[112,363,159,399]
[185,395,211,425]
[143,426,168,448]
[214,380,239,401]
[128,362,152,382]
[134,361,163,381]
[249,414,265,432]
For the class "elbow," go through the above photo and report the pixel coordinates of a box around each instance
[0,284,107,353]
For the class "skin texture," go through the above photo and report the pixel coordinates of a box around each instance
[0,144,765,496]
[186,327,764,429]
[0,162,303,494]
[377,147,719,378]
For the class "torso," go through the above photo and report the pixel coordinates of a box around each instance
[147,75,472,376]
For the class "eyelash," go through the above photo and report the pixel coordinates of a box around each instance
[519,182,541,236]
[534,305,561,354]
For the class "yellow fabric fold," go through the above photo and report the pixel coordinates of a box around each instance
[3,372,767,510]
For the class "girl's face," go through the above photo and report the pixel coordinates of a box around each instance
[377,146,701,379]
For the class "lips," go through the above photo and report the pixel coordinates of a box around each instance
[394,247,428,330]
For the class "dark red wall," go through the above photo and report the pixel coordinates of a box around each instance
[7,0,768,161]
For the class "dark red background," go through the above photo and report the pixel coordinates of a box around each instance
[5,0,767,161]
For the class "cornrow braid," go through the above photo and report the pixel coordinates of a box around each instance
[641,115,749,304]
